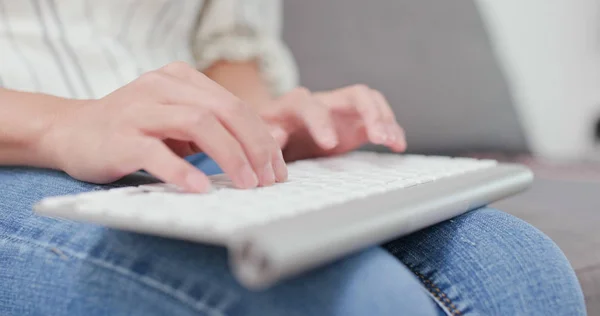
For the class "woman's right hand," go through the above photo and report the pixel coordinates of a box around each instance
[40,62,287,192]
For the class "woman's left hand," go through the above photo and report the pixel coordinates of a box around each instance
[258,85,406,161]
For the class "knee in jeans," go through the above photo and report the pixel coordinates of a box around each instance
[465,208,585,312]
[389,208,586,315]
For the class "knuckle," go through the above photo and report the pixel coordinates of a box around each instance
[137,71,166,87]
[371,89,384,99]
[291,87,314,103]
[289,87,318,109]
[351,84,370,93]
[161,61,193,74]
[292,86,311,96]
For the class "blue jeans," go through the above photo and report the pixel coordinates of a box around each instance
[0,154,586,316]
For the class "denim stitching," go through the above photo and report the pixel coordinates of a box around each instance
[412,270,462,316]
[1,234,232,316]
[383,243,464,315]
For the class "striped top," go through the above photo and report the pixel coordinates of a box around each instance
[0,0,298,99]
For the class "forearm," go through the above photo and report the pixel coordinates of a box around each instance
[203,61,275,109]
[0,88,77,168]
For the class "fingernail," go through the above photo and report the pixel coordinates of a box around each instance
[321,130,338,149]
[238,165,258,188]
[186,173,210,192]
[374,126,387,143]
[273,151,288,182]
[260,162,276,186]
[321,137,337,149]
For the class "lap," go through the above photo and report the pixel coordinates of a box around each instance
[0,224,439,316]
[0,166,439,316]
[0,165,585,316]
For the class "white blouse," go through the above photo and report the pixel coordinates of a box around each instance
[0,0,298,99]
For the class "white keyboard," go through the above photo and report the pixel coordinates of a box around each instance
[35,151,535,289]
[35,152,497,243]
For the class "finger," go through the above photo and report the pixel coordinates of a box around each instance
[336,85,387,144]
[281,88,338,150]
[159,62,286,185]
[135,104,260,189]
[282,121,368,162]
[217,104,282,186]
[272,147,288,182]
[134,71,284,186]
[269,125,290,148]
[390,124,407,152]
[136,139,211,193]
[370,89,406,151]
[266,125,290,180]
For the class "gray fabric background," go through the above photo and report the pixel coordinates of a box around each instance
[282,0,529,154]
[282,1,599,314]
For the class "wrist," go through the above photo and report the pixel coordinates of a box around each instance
[29,97,85,170]
[0,89,86,168]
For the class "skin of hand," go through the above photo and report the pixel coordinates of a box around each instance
[260,85,406,161]
[204,61,406,161]
[37,62,287,192]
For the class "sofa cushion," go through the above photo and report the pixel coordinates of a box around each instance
[282,0,529,154]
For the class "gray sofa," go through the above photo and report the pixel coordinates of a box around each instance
[282,1,599,314]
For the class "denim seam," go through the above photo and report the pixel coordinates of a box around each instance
[411,269,462,316]
[1,234,230,316]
